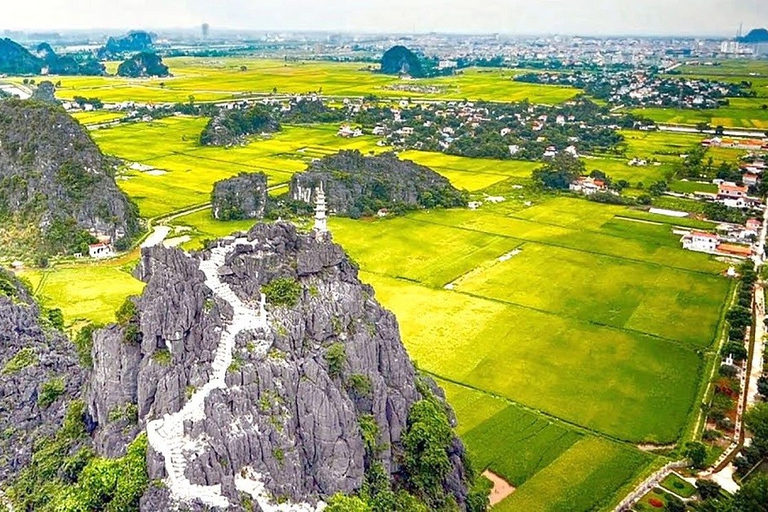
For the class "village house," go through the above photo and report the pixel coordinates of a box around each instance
[569,176,607,196]
[742,172,760,187]
[680,231,753,258]
[337,125,363,138]
[681,231,719,253]
[88,243,114,259]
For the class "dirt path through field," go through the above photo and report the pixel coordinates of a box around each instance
[482,470,516,506]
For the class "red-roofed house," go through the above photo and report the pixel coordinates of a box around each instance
[743,173,760,187]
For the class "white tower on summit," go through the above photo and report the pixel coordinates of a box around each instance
[314,183,328,238]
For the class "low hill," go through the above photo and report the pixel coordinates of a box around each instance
[200,105,280,146]
[0,99,141,257]
[98,30,154,59]
[289,150,467,217]
[380,45,425,78]
[116,52,169,78]
[739,28,768,43]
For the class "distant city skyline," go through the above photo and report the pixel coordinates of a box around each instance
[2,0,767,37]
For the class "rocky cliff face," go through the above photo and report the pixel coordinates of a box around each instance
[0,99,141,255]
[86,222,471,510]
[290,150,467,217]
[212,172,269,221]
[117,52,169,78]
[0,270,84,482]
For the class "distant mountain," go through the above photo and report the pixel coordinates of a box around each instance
[380,45,425,78]
[0,38,43,75]
[35,42,105,76]
[98,31,154,59]
[0,38,104,76]
[116,52,169,78]
[0,100,141,257]
[739,28,768,43]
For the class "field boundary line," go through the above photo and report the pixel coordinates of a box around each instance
[407,215,724,277]
[427,372,647,448]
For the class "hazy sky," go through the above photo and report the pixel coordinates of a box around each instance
[2,0,767,36]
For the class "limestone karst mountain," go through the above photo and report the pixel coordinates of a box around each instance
[1,223,485,511]
[0,99,141,256]
[211,172,269,220]
[290,150,468,217]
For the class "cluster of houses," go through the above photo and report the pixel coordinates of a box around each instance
[680,229,756,259]
[569,176,613,196]
[702,137,768,152]
[691,181,763,209]
[515,70,751,108]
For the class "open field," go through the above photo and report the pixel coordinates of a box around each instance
[440,380,584,487]
[72,110,126,125]
[21,263,144,325]
[92,119,384,217]
[583,156,672,184]
[400,151,540,191]
[10,59,579,105]
[631,98,768,129]
[357,270,705,443]
[494,437,654,512]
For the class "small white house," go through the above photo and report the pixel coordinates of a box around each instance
[681,231,719,253]
[88,243,113,259]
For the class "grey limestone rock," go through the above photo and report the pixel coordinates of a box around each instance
[0,270,84,481]
[289,150,467,217]
[85,221,469,510]
[212,172,268,221]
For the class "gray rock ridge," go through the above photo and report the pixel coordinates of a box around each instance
[0,270,84,482]
[289,150,467,217]
[212,172,268,221]
[87,221,469,510]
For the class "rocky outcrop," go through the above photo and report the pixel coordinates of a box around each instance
[212,172,269,220]
[30,80,58,104]
[0,99,141,255]
[117,52,169,78]
[0,270,84,481]
[86,222,471,510]
[290,150,467,217]
[380,45,425,78]
[200,105,281,146]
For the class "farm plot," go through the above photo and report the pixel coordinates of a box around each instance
[71,110,125,125]
[494,437,655,512]
[330,217,523,288]
[453,241,728,347]
[354,271,704,443]
[631,98,768,129]
[399,151,540,191]
[12,59,579,104]
[21,264,145,325]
